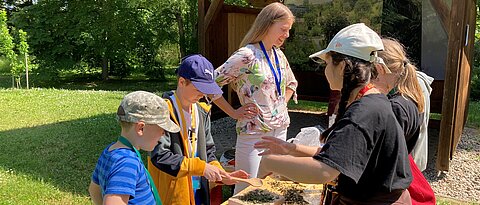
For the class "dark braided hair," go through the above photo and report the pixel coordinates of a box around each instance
[321,51,377,142]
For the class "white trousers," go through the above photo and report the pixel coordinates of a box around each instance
[233,127,287,194]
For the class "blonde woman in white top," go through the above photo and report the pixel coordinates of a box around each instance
[213,2,298,193]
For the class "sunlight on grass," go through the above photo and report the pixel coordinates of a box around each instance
[0,89,134,204]
[288,99,328,112]
[436,196,480,205]
[467,101,480,128]
[0,167,90,204]
[0,88,126,131]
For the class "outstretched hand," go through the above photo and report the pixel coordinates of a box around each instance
[254,136,294,156]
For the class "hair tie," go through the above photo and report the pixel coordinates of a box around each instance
[403,59,410,67]
[369,52,378,63]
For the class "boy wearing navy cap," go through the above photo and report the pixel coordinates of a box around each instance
[148,54,248,205]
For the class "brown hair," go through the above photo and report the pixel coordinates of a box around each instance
[379,38,425,113]
[177,76,192,85]
[239,2,295,47]
[321,51,376,142]
[120,121,135,131]
[330,51,377,121]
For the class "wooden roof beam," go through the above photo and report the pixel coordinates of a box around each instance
[204,0,224,30]
[430,0,450,31]
[198,0,207,55]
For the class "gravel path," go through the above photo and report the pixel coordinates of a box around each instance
[212,111,480,203]
[424,127,480,203]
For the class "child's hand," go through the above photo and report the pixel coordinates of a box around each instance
[221,170,249,185]
[203,163,223,182]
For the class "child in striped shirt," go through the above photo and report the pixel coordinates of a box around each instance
[88,91,180,205]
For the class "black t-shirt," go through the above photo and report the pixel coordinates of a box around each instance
[389,93,423,153]
[314,94,412,200]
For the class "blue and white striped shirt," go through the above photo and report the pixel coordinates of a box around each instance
[92,143,156,205]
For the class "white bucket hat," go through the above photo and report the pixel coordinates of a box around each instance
[309,23,389,72]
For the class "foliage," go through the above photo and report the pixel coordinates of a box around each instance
[3,0,260,81]
[9,0,199,81]
[1,9,33,88]
[284,0,383,71]
[0,10,18,79]
[10,28,30,87]
[224,0,249,7]
[381,0,422,65]
[154,0,199,58]
[0,56,10,73]
[471,4,480,100]
[471,42,480,100]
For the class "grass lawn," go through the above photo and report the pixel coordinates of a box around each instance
[288,99,328,112]
[0,89,130,204]
[467,101,480,128]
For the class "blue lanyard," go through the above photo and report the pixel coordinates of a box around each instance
[118,136,162,205]
[259,41,282,96]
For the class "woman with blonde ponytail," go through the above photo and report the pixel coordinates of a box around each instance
[375,38,424,152]
[213,2,298,193]
[376,38,436,205]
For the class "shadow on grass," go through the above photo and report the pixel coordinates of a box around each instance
[0,113,120,196]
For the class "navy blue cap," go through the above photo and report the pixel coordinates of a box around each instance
[177,54,223,95]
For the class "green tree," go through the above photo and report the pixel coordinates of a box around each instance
[469,2,480,100]
[381,0,422,64]
[11,0,183,80]
[16,29,29,88]
[154,0,198,58]
[0,10,18,87]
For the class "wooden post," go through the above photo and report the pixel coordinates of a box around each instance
[25,53,29,89]
[198,0,206,55]
[436,0,470,171]
[430,0,451,30]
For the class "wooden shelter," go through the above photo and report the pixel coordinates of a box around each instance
[198,0,477,171]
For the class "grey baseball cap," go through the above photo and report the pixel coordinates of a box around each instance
[117,91,180,133]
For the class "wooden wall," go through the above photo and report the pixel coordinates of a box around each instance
[205,11,229,68]
[202,5,260,68]
[227,13,257,55]
[200,4,261,108]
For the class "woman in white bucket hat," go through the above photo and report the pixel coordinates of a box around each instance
[255,23,413,204]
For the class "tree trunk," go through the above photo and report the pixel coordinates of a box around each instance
[102,56,108,80]
[176,12,186,58]
[101,29,109,81]
[16,76,21,89]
